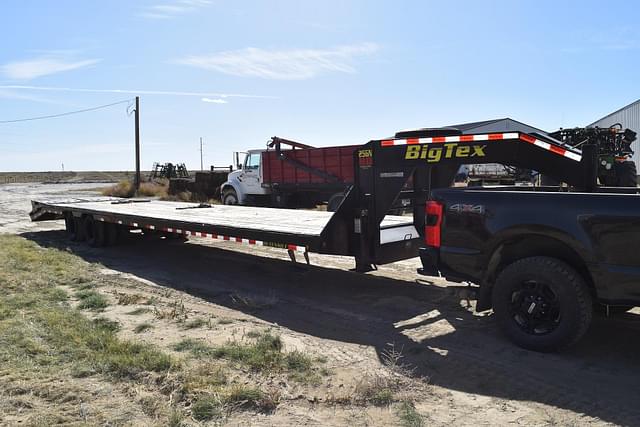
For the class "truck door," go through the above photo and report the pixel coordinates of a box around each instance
[240,152,264,195]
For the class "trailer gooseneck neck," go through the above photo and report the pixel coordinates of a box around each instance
[326,127,599,272]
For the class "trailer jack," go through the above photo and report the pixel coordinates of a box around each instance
[354,259,377,273]
[288,248,310,266]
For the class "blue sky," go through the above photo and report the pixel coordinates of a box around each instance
[1,0,639,171]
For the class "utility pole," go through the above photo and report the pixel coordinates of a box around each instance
[134,96,141,192]
[200,137,204,171]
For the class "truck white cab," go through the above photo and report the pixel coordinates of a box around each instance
[220,150,270,205]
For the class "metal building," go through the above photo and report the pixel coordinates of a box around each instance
[589,99,640,169]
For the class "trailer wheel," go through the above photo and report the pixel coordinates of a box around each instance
[83,216,105,247]
[327,193,345,212]
[65,214,80,241]
[105,222,119,246]
[492,256,592,352]
[222,188,238,205]
[71,216,85,242]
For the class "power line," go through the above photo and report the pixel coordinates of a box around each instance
[0,99,134,124]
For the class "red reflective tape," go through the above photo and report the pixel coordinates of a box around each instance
[381,140,394,146]
[223,236,230,241]
[287,244,297,251]
[235,237,242,243]
[406,138,419,145]
[162,227,168,232]
[488,133,503,140]
[249,239,256,244]
[211,234,218,239]
[460,135,474,142]
[549,145,566,156]
[519,134,536,143]
[432,136,446,143]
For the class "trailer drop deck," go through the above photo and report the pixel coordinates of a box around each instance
[30,197,417,258]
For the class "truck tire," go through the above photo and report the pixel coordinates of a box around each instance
[327,193,345,212]
[614,161,637,187]
[222,188,238,205]
[492,256,592,352]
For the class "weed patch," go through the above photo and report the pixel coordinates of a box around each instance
[134,322,153,333]
[397,401,425,427]
[183,317,208,329]
[102,179,168,198]
[175,331,323,383]
[76,290,108,311]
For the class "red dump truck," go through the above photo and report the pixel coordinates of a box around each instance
[220,137,359,211]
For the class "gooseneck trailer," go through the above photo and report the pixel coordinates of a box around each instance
[32,124,640,351]
[31,126,600,271]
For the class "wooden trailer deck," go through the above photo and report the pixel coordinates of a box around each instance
[30,198,418,252]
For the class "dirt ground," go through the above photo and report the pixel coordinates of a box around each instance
[0,171,141,185]
[2,182,640,426]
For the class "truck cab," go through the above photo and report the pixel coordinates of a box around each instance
[221,150,270,205]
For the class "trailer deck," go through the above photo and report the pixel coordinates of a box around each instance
[30,197,417,255]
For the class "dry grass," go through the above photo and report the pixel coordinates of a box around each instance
[0,235,176,424]
[173,330,324,384]
[101,179,168,198]
[397,400,426,427]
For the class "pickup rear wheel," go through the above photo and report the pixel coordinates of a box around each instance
[222,188,238,205]
[492,256,592,352]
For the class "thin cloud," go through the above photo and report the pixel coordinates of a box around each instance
[0,85,275,99]
[176,43,379,80]
[0,89,61,105]
[0,55,101,80]
[201,97,228,104]
[141,0,211,19]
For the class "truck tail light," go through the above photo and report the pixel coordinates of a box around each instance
[425,201,443,248]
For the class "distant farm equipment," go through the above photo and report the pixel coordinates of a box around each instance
[150,162,190,180]
[168,165,233,199]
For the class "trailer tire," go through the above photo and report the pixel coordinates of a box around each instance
[105,222,119,246]
[222,188,238,205]
[492,256,592,352]
[614,161,637,187]
[65,214,80,241]
[83,216,105,247]
[327,193,345,212]
[71,216,85,241]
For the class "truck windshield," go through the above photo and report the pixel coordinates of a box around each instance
[245,153,261,170]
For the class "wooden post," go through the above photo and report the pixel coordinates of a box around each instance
[134,96,141,192]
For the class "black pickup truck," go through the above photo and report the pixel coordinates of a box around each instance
[419,187,640,352]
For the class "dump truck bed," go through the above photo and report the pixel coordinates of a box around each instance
[30,198,416,254]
